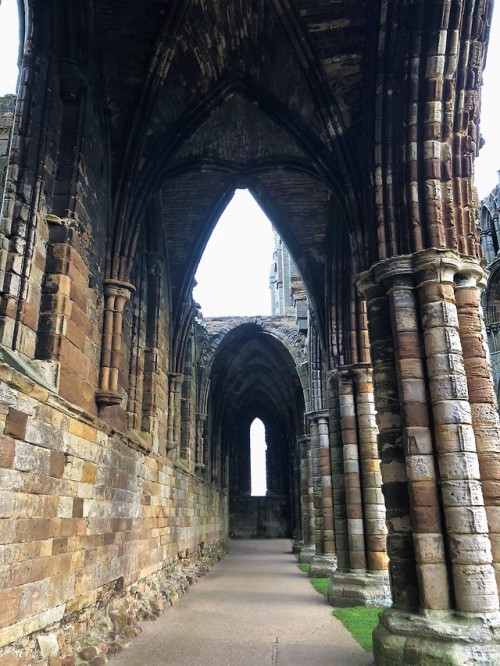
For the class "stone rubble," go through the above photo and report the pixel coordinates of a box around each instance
[0,544,226,666]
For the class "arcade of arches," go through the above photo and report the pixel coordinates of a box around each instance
[0,1,500,664]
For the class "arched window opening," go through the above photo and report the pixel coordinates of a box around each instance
[250,418,267,497]
[0,0,20,95]
[193,189,275,317]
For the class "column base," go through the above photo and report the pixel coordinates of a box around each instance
[373,607,500,665]
[297,544,316,564]
[310,554,337,577]
[328,570,391,608]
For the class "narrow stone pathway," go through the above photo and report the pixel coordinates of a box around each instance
[112,539,374,666]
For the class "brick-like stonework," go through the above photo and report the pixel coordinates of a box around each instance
[0,362,227,665]
[1,1,500,663]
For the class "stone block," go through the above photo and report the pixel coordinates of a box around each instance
[37,634,58,658]
[58,368,94,413]
[0,653,20,666]
[4,408,28,440]
[68,419,96,443]
[14,441,51,474]
[0,490,14,518]
[25,420,63,451]
[0,435,15,468]
[0,588,21,628]
[82,461,97,484]
[50,451,65,478]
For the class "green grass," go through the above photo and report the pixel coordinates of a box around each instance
[296,564,382,652]
[332,606,383,651]
[297,563,329,597]
[310,577,329,596]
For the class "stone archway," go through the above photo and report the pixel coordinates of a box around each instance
[0,1,499,664]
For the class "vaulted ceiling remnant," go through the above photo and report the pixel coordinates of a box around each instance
[90,0,373,349]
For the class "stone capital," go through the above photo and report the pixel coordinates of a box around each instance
[356,249,486,300]
[169,372,184,389]
[103,278,135,300]
[95,388,122,407]
[306,410,329,425]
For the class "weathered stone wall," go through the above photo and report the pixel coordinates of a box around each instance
[0,361,228,664]
[229,496,291,538]
[0,95,15,206]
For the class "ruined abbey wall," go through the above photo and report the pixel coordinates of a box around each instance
[0,359,227,663]
[1,0,500,663]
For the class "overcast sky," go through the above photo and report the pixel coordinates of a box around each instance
[1,0,499,318]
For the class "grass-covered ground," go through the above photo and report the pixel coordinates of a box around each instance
[297,562,382,651]
[331,606,382,651]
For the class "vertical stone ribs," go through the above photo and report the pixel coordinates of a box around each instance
[373,0,492,262]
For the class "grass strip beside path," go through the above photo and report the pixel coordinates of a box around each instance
[332,607,383,652]
[296,563,382,652]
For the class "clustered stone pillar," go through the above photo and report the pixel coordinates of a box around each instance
[96,278,135,408]
[297,434,315,562]
[166,372,183,453]
[415,253,497,614]
[384,267,450,611]
[357,249,500,665]
[309,411,336,576]
[328,365,390,607]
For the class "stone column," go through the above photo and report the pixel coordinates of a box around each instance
[142,253,162,439]
[328,371,349,571]
[381,265,451,611]
[454,268,500,590]
[351,365,387,574]
[357,249,500,665]
[339,370,366,570]
[308,416,323,554]
[328,366,390,607]
[195,413,207,472]
[96,278,135,408]
[166,372,183,452]
[414,252,498,614]
[291,445,302,548]
[297,434,315,563]
[309,411,337,577]
[358,274,419,611]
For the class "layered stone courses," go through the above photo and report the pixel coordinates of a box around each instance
[358,248,500,661]
[328,364,390,608]
[0,361,226,664]
[0,0,498,662]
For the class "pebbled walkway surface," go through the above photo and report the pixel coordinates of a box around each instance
[112,539,375,666]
